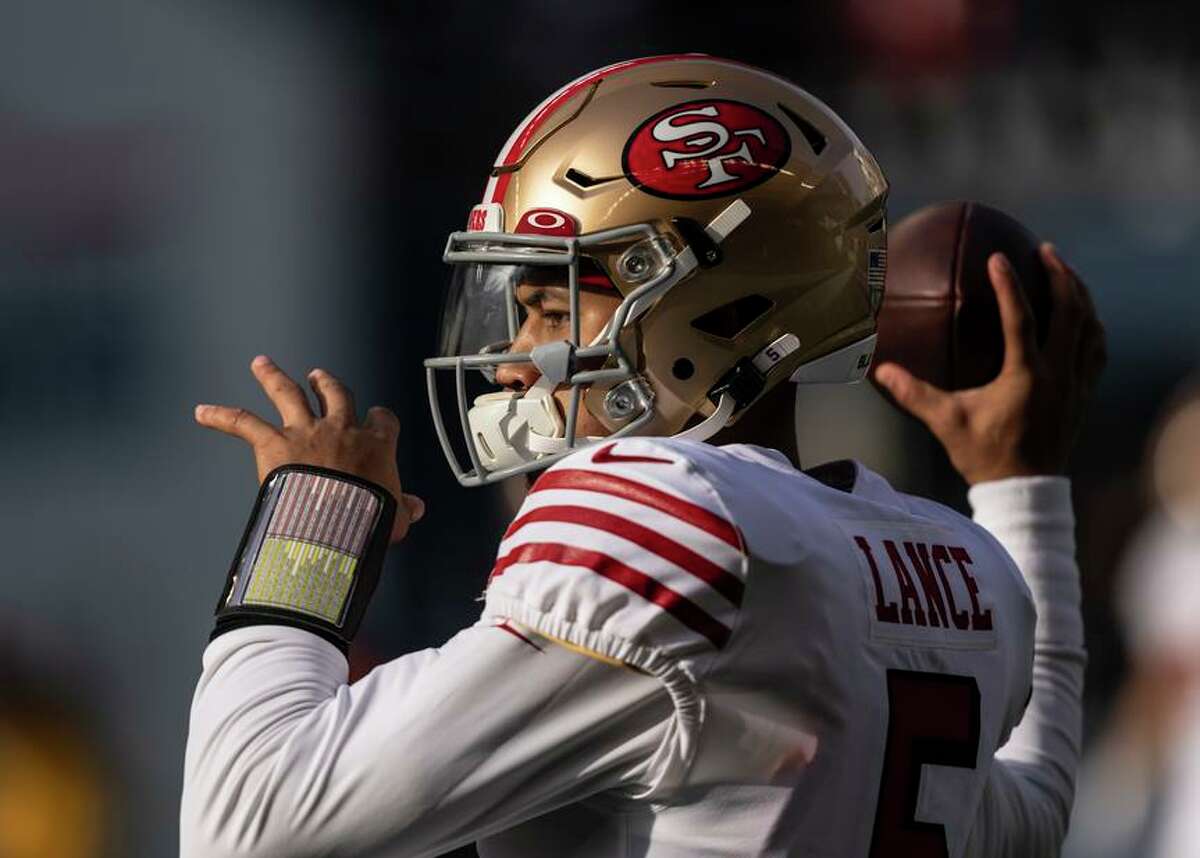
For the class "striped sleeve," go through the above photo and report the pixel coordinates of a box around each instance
[483,439,748,664]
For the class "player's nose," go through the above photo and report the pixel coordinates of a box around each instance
[495,360,541,393]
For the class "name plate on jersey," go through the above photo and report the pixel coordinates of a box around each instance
[836,521,998,650]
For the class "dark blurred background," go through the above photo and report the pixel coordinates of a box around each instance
[1,1,1197,855]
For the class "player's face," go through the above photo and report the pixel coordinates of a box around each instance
[496,280,622,437]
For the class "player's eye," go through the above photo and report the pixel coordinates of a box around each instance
[541,310,569,328]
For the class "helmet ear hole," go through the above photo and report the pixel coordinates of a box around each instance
[672,358,695,380]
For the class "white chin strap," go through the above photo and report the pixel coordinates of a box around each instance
[466,332,877,473]
[671,392,736,442]
[468,375,737,466]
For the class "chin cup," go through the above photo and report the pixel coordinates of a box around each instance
[465,382,566,472]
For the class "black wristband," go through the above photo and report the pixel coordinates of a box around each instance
[211,464,397,654]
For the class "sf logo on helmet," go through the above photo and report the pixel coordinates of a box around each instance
[623,99,791,200]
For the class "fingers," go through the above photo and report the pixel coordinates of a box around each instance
[989,253,1038,375]
[194,403,279,446]
[1039,243,1106,389]
[363,405,400,441]
[308,368,357,425]
[874,362,955,429]
[251,355,315,426]
[1040,243,1085,368]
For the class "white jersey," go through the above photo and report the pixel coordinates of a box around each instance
[181,438,1084,858]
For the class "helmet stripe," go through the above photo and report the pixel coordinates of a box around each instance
[486,53,710,205]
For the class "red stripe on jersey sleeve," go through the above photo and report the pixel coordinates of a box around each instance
[504,505,744,607]
[491,542,732,649]
[494,620,545,653]
[531,469,743,550]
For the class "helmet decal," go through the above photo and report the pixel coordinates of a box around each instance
[622,99,791,200]
[466,203,504,232]
[515,208,579,236]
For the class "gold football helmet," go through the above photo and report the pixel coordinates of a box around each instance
[426,54,888,486]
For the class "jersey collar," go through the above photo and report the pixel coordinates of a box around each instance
[804,459,908,510]
[720,444,909,511]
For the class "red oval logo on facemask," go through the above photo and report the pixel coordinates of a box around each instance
[622,99,792,200]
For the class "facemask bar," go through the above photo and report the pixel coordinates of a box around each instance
[425,222,694,487]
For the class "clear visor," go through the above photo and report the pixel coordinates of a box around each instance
[437,261,521,359]
[437,255,616,359]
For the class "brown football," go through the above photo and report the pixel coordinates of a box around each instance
[871,201,1052,392]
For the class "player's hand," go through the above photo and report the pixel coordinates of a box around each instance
[194,355,425,543]
[874,244,1106,485]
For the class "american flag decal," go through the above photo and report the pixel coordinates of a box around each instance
[867,248,887,310]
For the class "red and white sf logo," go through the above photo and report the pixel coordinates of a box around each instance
[623,99,791,200]
[652,105,766,189]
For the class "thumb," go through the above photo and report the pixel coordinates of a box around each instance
[401,493,426,524]
[874,362,950,427]
[387,495,426,545]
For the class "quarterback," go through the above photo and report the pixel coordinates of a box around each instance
[181,55,1104,857]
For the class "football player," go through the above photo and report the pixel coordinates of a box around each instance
[181,55,1104,857]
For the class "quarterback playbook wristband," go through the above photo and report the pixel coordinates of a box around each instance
[212,464,397,654]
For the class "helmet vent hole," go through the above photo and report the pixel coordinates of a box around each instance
[777,103,827,155]
[691,294,775,340]
[651,79,715,89]
[672,358,695,380]
[565,168,602,188]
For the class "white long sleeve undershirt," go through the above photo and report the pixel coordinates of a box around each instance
[966,476,1086,857]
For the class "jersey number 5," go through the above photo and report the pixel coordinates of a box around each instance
[869,670,981,858]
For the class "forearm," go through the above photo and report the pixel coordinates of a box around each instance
[968,476,1085,855]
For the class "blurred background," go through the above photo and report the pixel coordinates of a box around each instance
[0,0,1197,855]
